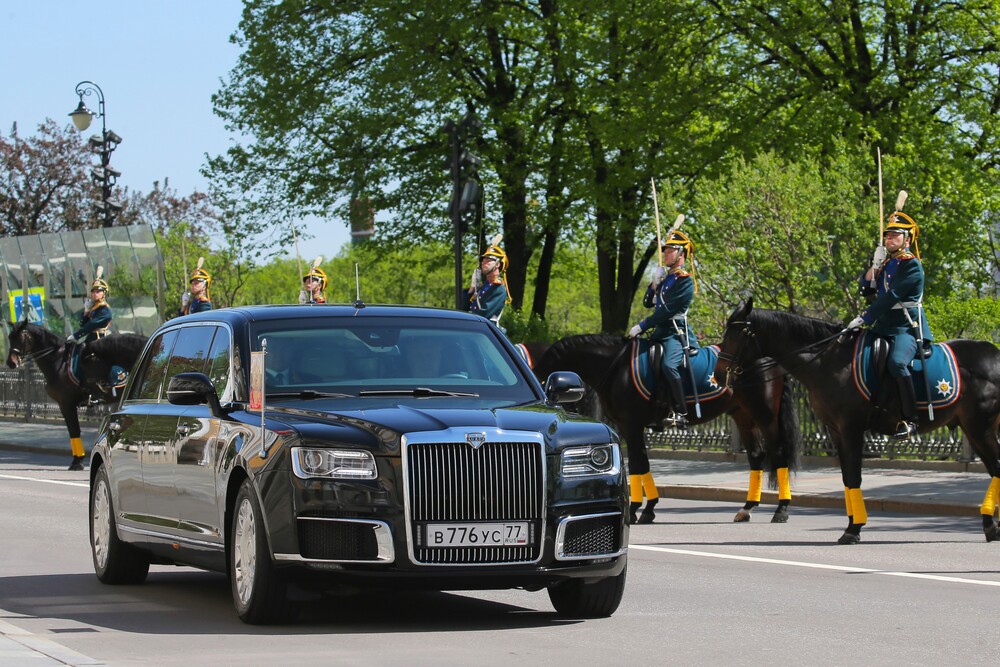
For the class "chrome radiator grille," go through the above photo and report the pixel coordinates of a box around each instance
[406,440,544,565]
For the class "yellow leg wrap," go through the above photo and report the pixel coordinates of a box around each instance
[777,467,791,501]
[979,477,1000,516]
[747,469,763,503]
[849,488,868,525]
[844,487,853,517]
[630,475,643,503]
[641,471,659,501]
[70,437,85,457]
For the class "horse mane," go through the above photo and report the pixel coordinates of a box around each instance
[87,333,148,366]
[545,333,622,366]
[752,308,841,341]
[12,321,62,348]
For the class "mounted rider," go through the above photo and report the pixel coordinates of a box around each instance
[463,235,510,328]
[179,260,213,316]
[628,229,700,429]
[847,195,933,441]
[68,273,112,345]
[300,257,328,304]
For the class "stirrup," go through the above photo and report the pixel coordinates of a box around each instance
[894,421,917,441]
[664,412,688,430]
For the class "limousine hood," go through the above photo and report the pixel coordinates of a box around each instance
[267,403,613,454]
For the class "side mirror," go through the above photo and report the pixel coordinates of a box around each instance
[167,372,222,414]
[544,371,586,405]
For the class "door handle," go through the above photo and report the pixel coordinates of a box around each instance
[176,423,191,437]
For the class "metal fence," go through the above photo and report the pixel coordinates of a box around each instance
[645,378,973,461]
[0,369,974,461]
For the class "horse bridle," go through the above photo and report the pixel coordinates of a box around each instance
[8,330,61,366]
[716,318,848,390]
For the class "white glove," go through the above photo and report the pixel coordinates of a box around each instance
[470,268,482,290]
[651,265,667,288]
[66,334,76,343]
[846,316,865,330]
[628,324,643,338]
[83,298,93,310]
[298,290,309,304]
[870,246,888,271]
[181,291,191,307]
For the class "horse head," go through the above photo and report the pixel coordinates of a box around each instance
[6,319,65,370]
[716,297,756,389]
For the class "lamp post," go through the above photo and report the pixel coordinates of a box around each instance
[69,81,123,228]
[444,111,482,309]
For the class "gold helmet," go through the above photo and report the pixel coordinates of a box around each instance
[885,211,918,238]
[190,267,212,286]
[91,277,110,294]
[303,265,328,291]
[661,229,694,258]
[481,244,509,272]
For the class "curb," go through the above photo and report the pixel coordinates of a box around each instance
[656,485,980,518]
[648,447,988,474]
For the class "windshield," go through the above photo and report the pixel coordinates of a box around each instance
[247,318,538,406]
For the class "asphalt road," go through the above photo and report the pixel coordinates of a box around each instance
[3,449,1000,666]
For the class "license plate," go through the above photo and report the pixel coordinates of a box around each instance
[425,522,529,548]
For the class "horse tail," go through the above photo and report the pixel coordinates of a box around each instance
[768,376,801,486]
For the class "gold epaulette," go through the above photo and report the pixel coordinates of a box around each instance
[673,269,691,277]
[896,251,917,260]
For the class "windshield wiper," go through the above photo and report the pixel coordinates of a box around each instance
[265,391,353,399]
[358,387,480,398]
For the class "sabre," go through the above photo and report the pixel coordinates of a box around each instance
[292,224,306,303]
[651,179,663,267]
[872,147,884,289]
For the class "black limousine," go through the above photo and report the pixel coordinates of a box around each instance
[88,304,628,623]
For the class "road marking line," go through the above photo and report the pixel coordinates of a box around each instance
[630,544,1000,587]
[0,473,88,488]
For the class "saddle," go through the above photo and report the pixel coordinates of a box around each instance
[628,338,726,404]
[66,343,129,399]
[851,331,960,411]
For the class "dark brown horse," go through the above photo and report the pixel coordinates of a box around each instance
[6,320,147,470]
[531,334,800,524]
[716,298,1000,544]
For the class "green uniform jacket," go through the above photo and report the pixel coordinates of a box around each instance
[639,271,697,344]
[859,252,933,340]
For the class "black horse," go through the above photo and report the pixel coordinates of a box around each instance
[716,298,1000,544]
[6,320,147,470]
[531,334,800,524]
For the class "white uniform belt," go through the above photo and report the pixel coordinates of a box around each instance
[891,301,921,309]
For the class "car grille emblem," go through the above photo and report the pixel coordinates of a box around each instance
[466,432,487,449]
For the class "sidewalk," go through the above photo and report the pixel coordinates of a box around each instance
[0,418,991,517]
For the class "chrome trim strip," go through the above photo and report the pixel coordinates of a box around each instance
[402,427,547,567]
[286,517,395,563]
[554,511,628,561]
[118,523,224,551]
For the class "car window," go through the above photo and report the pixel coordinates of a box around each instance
[129,329,179,401]
[249,319,536,405]
[164,326,217,383]
[205,328,232,399]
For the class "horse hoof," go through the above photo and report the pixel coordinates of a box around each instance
[771,509,789,524]
[733,509,751,522]
[837,532,861,545]
[68,456,85,471]
[637,510,655,524]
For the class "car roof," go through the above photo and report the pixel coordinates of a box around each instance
[163,303,488,327]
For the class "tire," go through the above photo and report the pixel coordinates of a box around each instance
[547,561,627,618]
[90,465,150,584]
[230,479,289,624]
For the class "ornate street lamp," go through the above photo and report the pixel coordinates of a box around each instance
[69,81,123,228]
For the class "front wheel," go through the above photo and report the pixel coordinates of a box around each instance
[230,479,289,624]
[90,465,149,584]
[547,561,627,618]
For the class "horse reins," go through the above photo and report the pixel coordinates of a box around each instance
[717,319,848,389]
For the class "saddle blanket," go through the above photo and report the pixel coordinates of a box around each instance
[629,338,727,403]
[851,331,960,410]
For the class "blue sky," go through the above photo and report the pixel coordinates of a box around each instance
[0,0,353,258]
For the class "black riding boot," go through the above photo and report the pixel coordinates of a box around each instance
[894,375,918,441]
[663,373,688,429]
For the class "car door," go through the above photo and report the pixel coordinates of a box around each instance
[145,323,220,537]
[174,325,231,542]
[109,328,177,526]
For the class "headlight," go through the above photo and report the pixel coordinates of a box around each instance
[560,443,619,477]
[291,447,377,480]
